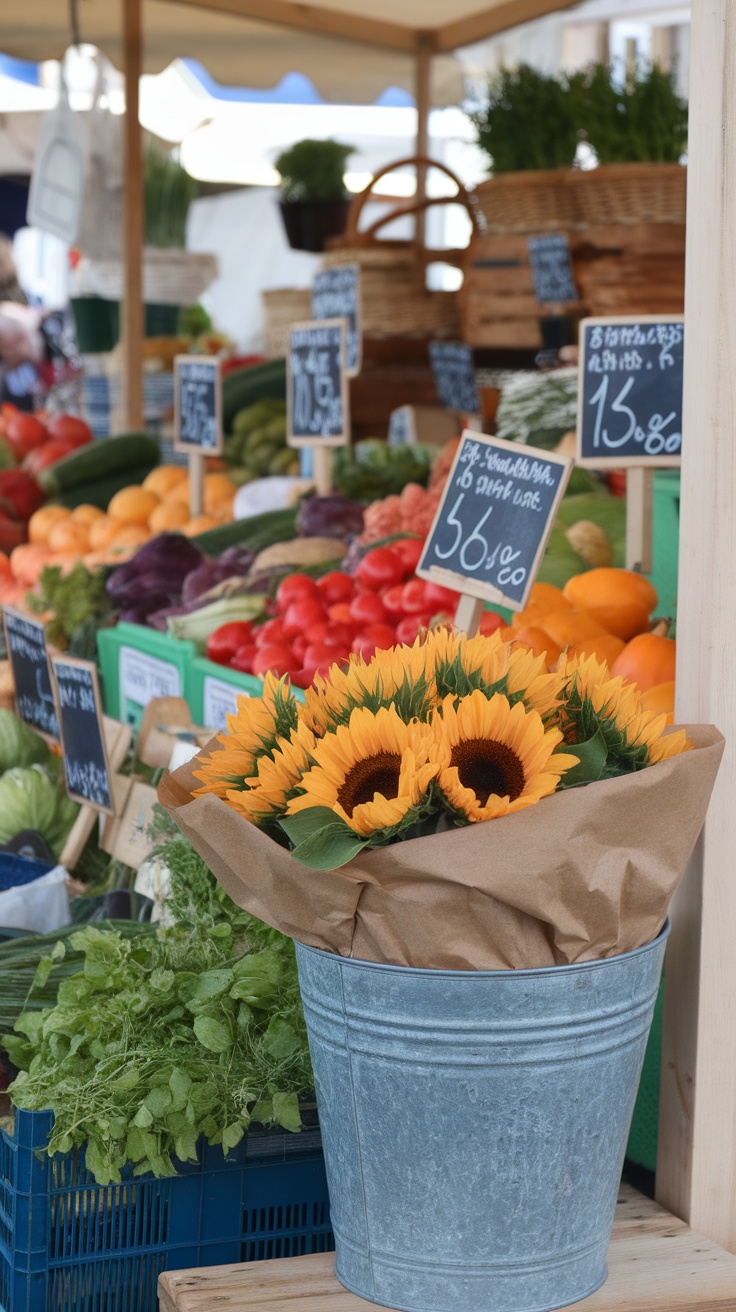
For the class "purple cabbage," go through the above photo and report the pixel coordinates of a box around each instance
[296,495,364,541]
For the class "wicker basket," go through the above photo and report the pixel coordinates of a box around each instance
[321,245,459,339]
[474,170,580,236]
[572,163,687,227]
[261,288,312,357]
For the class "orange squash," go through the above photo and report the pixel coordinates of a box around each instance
[148,500,191,533]
[28,505,71,544]
[610,633,677,693]
[47,519,90,556]
[107,486,160,526]
[88,517,126,551]
[640,680,676,724]
[70,504,106,527]
[143,465,188,498]
[536,609,610,652]
[510,582,572,629]
[569,634,626,668]
[562,568,657,641]
[109,524,151,549]
[509,625,561,664]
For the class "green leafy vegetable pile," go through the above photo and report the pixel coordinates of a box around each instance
[333,439,431,502]
[5,828,313,1184]
[27,562,113,661]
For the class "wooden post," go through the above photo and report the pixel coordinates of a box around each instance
[414,35,432,249]
[454,594,484,637]
[122,0,144,431]
[656,0,736,1253]
[624,468,654,574]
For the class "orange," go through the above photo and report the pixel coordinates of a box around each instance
[143,465,188,497]
[563,568,658,641]
[28,505,71,544]
[107,486,160,526]
[640,680,676,724]
[611,633,677,693]
[569,634,626,669]
[108,524,151,548]
[47,519,90,555]
[537,610,610,652]
[71,503,106,526]
[509,625,561,664]
[210,499,235,523]
[167,478,192,507]
[204,472,236,506]
[181,515,218,536]
[89,517,125,551]
[147,500,191,533]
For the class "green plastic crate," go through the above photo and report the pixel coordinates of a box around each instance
[625,974,664,1173]
[651,472,680,620]
[189,657,305,731]
[97,623,196,729]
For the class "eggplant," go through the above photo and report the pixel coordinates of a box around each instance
[296,494,364,541]
[127,532,205,581]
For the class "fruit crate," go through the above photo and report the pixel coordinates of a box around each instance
[0,1110,332,1312]
[96,624,196,730]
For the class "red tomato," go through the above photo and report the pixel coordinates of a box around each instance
[282,598,326,638]
[22,439,75,474]
[349,592,388,626]
[400,578,430,614]
[391,537,424,575]
[365,623,397,650]
[4,412,47,461]
[351,634,376,660]
[381,584,406,621]
[205,620,254,665]
[423,581,459,611]
[316,570,354,605]
[327,601,353,625]
[230,643,258,674]
[289,669,313,690]
[44,414,92,446]
[303,644,343,678]
[275,573,318,612]
[396,612,434,645]
[291,634,308,663]
[480,610,505,637]
[355,546,404,592]
[323,623,355,649]
[254,617,288,648]
[252,643,295,677]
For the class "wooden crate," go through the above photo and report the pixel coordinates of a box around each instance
[459,234,580,349]
[159,1183,736,1311]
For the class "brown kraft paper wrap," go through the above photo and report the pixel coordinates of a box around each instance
[159,724,723,971]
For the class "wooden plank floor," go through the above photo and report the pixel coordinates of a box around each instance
[159,1184,736,1311]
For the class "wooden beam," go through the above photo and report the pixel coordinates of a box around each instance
[414,35,432,250]
[656,0,736,1252]
[122,0,144,431]
[436,0,582,52]
[165,0,415,51]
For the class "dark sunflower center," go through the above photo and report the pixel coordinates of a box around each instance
[450,738,525,805]
[337,752,402,816]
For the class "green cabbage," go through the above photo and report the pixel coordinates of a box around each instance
[0,711,51,773]
[0,766,78,859]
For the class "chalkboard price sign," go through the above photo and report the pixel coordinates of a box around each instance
[2,606,58,737]
[527,235,578,304]
[311,264,361,376]
[174,356,223,455]
[287,319,349,446]
[51,656,113,812]
[429,342,479,414]
[417,432,572,611]
[577,316,684,467]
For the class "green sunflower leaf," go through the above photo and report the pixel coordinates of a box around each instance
[557,726,608,788]
[281,811,368,870]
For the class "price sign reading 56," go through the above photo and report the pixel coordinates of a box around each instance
[417,432,572,611]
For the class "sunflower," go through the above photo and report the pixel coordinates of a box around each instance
[287,705,438,838]
[193,672,299,798]
[301,642,433,736]
[555,654,691,774]
[430,690,578,823]
[226,720,316,826]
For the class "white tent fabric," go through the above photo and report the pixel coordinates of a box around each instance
[2,0,582,104]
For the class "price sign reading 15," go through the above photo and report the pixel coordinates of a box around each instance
[417,432,572,612]
[577,316,684,468]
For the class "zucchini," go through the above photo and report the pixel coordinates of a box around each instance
[49,461,159,510]
[223,360,286,434]
[192,507,297,555]
[38,433,160,496]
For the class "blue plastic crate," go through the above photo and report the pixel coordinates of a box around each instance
[0,1110,332,1312]
[0,856,54,895]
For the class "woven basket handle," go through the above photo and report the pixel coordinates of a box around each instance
[343,155,484,259]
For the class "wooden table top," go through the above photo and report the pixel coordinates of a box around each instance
[159,1184,736,1311]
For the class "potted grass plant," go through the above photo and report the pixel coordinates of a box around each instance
[275,138,354,253]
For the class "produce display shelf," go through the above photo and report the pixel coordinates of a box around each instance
[158,1184,736,1312]
[97,624,197,730]
[0,1109,332,1312]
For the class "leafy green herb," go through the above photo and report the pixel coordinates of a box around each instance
[27,563,113,659]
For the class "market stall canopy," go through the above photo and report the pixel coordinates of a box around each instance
[2,0,582,105]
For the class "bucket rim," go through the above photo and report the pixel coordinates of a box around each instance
[295,919,670,980]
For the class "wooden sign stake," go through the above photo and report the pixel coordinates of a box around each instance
[625,468,654,574]
[173,355,223,517]
[313,447,333,497]
[454,593,484,637]
[188,450,205,518]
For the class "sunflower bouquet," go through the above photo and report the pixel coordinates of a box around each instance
[190,630,690,873]
[161,628,721,970]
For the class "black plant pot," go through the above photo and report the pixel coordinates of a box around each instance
[278,198,351,253]
[540,315,577,351]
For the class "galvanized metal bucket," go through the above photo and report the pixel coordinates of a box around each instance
[295,924,668,1312]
